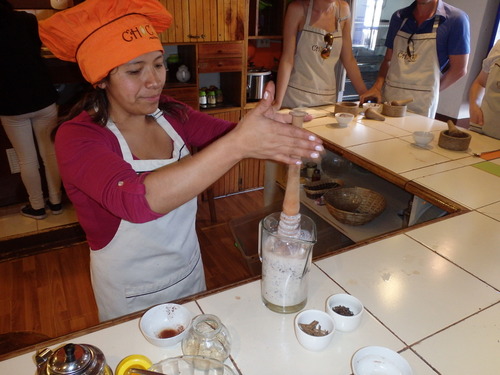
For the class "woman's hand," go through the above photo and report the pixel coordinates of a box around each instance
[360,87,382,104]
[228,82,323,165]
[469,104,484,125]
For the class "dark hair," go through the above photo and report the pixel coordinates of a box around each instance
[0,0,13,19]
[54,78,188,139]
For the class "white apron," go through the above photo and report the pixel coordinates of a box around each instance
[91,111,206,321]
[383,16,441,118]
[479,58,500,139]
[282,0,343,108]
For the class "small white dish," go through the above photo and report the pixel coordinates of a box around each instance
[140,303,192,347]
[335,112,354,127]
[352,346,413,375]
[294,309,335,351]
[326,293,364,332]
[412,131,434,147]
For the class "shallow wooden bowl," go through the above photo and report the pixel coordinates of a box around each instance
[334,102,360,116]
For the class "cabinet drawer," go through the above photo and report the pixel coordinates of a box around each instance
[198,58,242,73]
[162,87,199,110]
[198,43,243,59]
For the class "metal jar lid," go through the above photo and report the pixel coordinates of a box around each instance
[39,343,108,375]
[247,69,271,76]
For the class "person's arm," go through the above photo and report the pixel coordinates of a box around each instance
[469,69,488,125]
[440,54,468,91]
[274,1,303,110]
[339,2,367,96]
[145,82,324,214]
[359,48,392,103]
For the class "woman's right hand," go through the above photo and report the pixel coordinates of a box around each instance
[469,104,484,125]
[359,87,382,104]
[228,82,324,165]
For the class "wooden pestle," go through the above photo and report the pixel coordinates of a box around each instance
[447,120,463,137]
[390,98,413,106]
[278,110,307,237]
[365,107,385,121]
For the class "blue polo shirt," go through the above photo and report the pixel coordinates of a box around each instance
[385,0,470,71]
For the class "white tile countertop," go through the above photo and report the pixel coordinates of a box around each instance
[1,110,499,374]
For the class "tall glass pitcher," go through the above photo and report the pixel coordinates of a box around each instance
[259,212,317,313]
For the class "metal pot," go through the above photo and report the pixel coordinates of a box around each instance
[35,343,113,375]
[247,70,272,101]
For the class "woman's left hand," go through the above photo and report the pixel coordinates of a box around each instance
[228,81,323,165]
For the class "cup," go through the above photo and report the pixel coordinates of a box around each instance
[289,110,308,128]
[294,309,335,351]
[326,293,364,332]
[259,212,317,313]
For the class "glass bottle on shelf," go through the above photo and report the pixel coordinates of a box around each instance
[216,89,224,104]
[207,90,216,107]
[199,90,208,109]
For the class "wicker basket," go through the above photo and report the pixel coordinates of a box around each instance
[323,187,386,226]
[303,178,343,199]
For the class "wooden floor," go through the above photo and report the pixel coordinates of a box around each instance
[0,189,265,355]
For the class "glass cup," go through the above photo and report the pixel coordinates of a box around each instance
[259,212,317,313]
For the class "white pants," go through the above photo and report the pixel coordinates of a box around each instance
[1,103,62,209]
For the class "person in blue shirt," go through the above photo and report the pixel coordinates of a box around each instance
[361,0,470,118]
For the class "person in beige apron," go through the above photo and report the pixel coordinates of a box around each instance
[91,113,206,321]
[40,0,326,322]
[275,0,366,109]
[282,0,342,108]
[469,40,500,139]
[383,16,441,118]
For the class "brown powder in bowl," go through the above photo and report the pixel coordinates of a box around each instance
[332,305,354,316]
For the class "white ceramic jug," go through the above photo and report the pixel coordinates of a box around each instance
[176,65,191,83]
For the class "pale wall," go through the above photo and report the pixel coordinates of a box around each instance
[437,0,499,119]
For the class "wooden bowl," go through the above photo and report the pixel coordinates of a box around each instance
[324,187,385,226]
[382,103,406,117]
[438,130,471,151]
[334,102,360,116]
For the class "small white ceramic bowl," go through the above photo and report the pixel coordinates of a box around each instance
[294,309,335,351]
[335,112,354,127]
[412,131,434,147]
[352,346,413,375]
[362,102,382,113]
[140,303,192,347]
[326,293,364,332]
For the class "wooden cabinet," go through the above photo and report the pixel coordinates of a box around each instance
[159,0,246,43]
[162,85,199,109]
[198,42,245,110]
[157,0,287,197]
[198,43,244,73]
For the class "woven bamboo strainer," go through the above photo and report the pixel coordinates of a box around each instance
[324,187,386,226]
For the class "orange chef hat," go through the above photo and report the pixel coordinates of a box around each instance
[39,0,172,84]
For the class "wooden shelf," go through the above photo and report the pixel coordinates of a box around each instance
[200,106,242,115]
